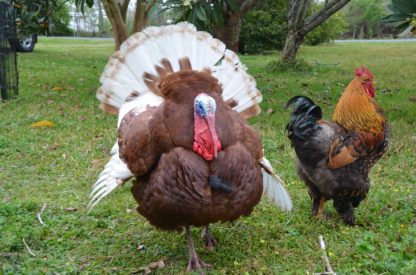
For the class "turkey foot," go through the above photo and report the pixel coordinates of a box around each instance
[201,225,217,251]
[185,227,212,272]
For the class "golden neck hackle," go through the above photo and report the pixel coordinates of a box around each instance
[332,78,384,133]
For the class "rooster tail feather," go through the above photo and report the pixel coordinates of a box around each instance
[286,96,322,141]
[97,22,261,119]
[260,157,293,211]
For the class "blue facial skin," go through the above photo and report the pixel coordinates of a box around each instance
[195,95,216,118]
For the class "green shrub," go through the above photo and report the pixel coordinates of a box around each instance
[240,0,287,54]
[266,58,312,72]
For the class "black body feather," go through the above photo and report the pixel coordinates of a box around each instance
[208,176,234,193]
[285,96,322,141]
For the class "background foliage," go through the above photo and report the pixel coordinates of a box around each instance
[344,0,387,39]
[239,0,287,54]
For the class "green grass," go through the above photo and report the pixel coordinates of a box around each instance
[1,38,415,274]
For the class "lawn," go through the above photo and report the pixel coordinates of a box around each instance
[0,37,415,274]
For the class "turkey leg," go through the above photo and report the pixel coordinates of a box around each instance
[185,226,212,272]
[201,225,217,251]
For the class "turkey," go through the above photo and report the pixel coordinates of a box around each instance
[88,22,292,272]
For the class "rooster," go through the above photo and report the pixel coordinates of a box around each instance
[88,22,292,271]
[286,67,388,225]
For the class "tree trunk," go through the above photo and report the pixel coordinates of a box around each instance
[281,0,351,63]
[214,12,242,52]
[214,0,257,52]
[359,25,365,39]
[102,0,128,50]
[282,31,304,62]
[119,0,131,22]
[281,0,309,62]
[96,0,105,35]
[132,0,157,34]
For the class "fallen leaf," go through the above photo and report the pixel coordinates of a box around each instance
[147,260,165,269]
[52,86,64,91]
[79,115,86,121]
[137,244,145,250]
[31,120,55,128]
[267,108,274,115]
[409,96,416,102]
[62,153,67,159]
[64,207,77,211]
[136,260,165,274]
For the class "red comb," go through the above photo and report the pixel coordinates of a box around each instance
[355,66,373,79]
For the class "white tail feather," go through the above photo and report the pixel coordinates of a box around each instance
[97,22,261,116]
[261,157,293,211]
[87,153,133,211]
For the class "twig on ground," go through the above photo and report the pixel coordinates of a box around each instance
[22,239,36,257]
[315,235,336,275]
[37,203,47,226]
[395,143,403,154]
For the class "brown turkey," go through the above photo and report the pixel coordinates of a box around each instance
[88,22,292,272]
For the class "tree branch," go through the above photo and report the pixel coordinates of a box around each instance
[287,0,309,31]
[239,0,257,15]
[146,0,158,13]
[102,0,128,49]
[119,0,131,21]
[303,0,351,35]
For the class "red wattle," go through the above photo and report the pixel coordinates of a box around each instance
[193,114,221,161]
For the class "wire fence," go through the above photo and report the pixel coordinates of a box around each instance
[0,0,19,100]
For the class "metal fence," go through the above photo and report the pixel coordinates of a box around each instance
[0,1,18,100]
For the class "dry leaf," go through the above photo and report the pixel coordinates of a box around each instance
[147,260,165,269]
[137,244,145,250]
[62,153,67,159]
[137,260,165,274]
[52,86,64,91]
[267,108,274,115]
[31,120,55,128]
[79,115,86,121]
[64,207,77,211]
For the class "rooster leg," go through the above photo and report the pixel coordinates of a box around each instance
[311,195,326,220]
[333,200,355,226]
[316,197,326,220]
[201,225,217,251]
[185,226,212,272]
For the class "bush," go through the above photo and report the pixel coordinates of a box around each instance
[240,0,287,54]
[266,58,312,72]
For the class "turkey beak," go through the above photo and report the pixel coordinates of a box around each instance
[206,115,218,158]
